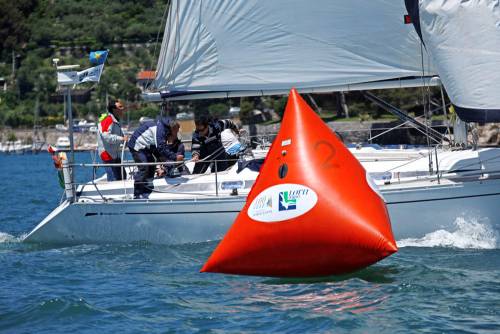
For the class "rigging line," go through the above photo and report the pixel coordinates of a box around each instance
[121,138,128,197]
[362,92,444,144]
[382,152,432,173]
[146,0,171,91]
[367,114,437,142]
[367,119,413,142]
[439,83,452,140]
[419,41,434,173]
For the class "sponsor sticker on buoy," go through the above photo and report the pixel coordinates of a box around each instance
[248,184,318,222]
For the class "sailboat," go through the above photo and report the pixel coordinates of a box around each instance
[25,0,500,245]
[146,0,500,235]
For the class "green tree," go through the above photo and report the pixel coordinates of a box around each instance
[208,103,228,119]
[239,99,254,125]
[271,96,287,119]
[0,0,37,58]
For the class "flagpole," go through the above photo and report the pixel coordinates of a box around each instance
[53,50,108,201]
[54,58,79,202]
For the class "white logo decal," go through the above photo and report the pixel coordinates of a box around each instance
[248,184,318,222]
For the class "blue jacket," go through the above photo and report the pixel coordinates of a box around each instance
[127,117,177,161]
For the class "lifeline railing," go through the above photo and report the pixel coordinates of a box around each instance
[58,127,486,204]
[61,149,500,205]
[62,153,244,203]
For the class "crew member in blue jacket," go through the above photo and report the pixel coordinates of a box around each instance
[191,115,239,174]
[157,120,186,177]
[127,117,180,199]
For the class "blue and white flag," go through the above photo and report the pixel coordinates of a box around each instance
[57,51,108,85]
[77,64,104,83]
[89,50,108,65]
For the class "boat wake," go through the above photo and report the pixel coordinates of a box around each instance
[0,232,24,243]
[397,217,498,249]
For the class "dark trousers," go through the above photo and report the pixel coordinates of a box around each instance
[131,150,156,198]
[104,158,126,181]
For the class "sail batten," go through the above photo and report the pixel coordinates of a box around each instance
[152,0,436,98]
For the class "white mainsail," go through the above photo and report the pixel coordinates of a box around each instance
[405,0,500,122]
[146,0,437,101]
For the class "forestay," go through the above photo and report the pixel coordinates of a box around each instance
[147,0,437,101]
[405,0,500,122]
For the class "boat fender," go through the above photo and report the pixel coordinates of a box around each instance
[48,146,67,188]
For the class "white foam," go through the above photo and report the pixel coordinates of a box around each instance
[398,217,498,249]
[0,232,18,243]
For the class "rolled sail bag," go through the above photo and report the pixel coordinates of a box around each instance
[220,129,242,155]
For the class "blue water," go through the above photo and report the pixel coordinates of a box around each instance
[1,153,499,333]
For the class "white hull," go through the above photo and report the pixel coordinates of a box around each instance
[384,178,500,239]
[25,176,500,245]
[26,198,243,244]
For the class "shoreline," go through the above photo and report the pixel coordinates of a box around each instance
[1,120,499,151]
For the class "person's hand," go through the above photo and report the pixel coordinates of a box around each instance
[176,155,184,161]
[156,166,165,177]
[122,135,129,142]
[192,154,199,162]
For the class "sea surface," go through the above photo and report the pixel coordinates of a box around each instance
[1,153,499,333]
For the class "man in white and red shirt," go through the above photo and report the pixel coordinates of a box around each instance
[97,99,128,181]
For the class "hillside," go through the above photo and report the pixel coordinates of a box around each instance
[0,0,166,128]
[0,0,449,131]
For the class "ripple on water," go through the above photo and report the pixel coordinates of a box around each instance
[0,297,105,332]
[0,152,499,333]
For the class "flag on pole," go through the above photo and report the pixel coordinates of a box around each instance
[77,64,104,83]
[89,50,108,65]
[57,51,108,85]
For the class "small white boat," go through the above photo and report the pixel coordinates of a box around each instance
[0,140,32,154]
[56,137,70,150]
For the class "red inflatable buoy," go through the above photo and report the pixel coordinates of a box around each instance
[202,88,397,277]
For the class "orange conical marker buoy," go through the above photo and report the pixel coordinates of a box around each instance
[202,88,397,277]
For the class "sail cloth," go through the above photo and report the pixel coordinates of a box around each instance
[405,0,500,123]
[148,0,436,101]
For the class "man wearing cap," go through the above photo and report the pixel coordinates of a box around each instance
[97,99,128,181]
[191,115,240,174]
